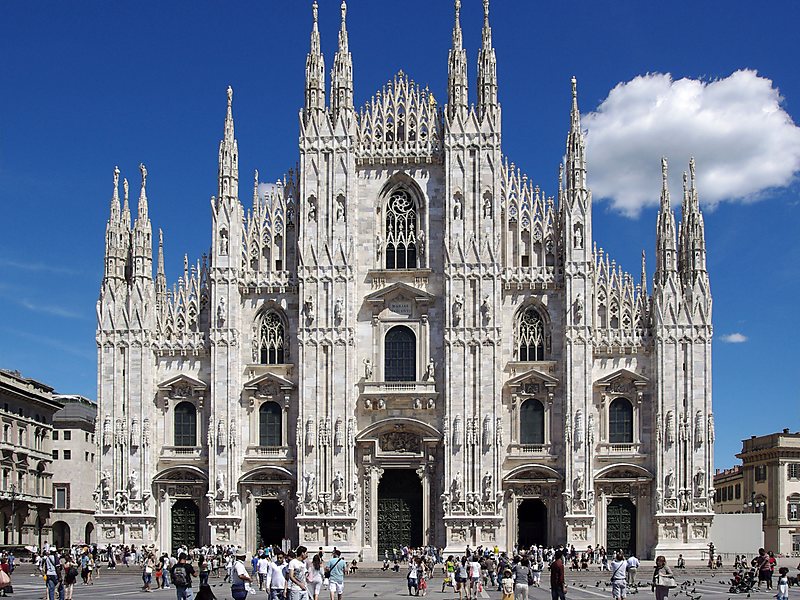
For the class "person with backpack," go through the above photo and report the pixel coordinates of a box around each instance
[609,552,628,600]
[326,549,346,600]
[44,548,64,600]
[63,554,78,600]
[170,554,196,600]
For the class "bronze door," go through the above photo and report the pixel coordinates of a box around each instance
[171,499,199,554]
[377,469,422,555]
[606,498,636,555]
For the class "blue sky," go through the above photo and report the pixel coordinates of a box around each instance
[1,1,799,469]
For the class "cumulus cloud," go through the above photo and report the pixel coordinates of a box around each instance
[583,70,800,216]
[720,333,748,343]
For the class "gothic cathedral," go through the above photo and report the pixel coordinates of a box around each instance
[95,1,714,559]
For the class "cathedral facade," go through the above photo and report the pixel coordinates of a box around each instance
[95,1,714,559]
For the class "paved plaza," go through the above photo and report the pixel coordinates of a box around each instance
[3,564,790,600]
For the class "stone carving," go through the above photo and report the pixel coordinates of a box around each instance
[335,195,345,221]
[694,410,704,446]
[217,296,226,327]
[363,358,373,379]
[453,193,463,220]
[142,418,151,446]
[425,358,435,382]
[319,417,331,447]
[495,418,504,446]
[304,296,315,323]
[99,470,110,500]
[128,472,140,500]
[466,417,476,446]
[574,409,583,449]
[483,193,493,218]
[707,414,715,443]
[308,196,317,222]
[694,469,705,497]
[115,490,128,513]
[217,419,226,448]
[333,471,344,502]
[229,418,237,447]
[216,472,225,499]
[665,469,675,498]
[115,418,125,447]
[303,471,315,502]
[453,415,462,447]
[480,295,492,325]
[379,431,421,453]
[452,294,464,326]
[334,417,344,449]
[467,493,480,515]
[574,294,583,323]
[666,411,675,445]
[482,472,493,502]
[102,416,112,448]
[347,418,356,448]
[375,235,382,260]
[587,414,595,444]
[451,475,462,503]
[305,419,315,449]
[130,419,139,449]
[418,230,426,258]
[573,471,584,500]
[482,415,492,447]
[334,298,343,324]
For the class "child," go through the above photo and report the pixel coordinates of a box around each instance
[501,569,514,600]
[777,567,789,600]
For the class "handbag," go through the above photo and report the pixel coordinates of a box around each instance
[656,574,677,589]
[0,570,9,587]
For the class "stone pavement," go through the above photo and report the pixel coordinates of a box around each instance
[2,564,787,600]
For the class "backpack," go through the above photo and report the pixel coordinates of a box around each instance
[172,565,189,587]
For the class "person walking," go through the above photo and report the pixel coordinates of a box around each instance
[651,556,675,600]
[512,557,532,600]
[550,550,567,600]
[753,548,771,590]
[326,549,346,600]
[626,554,640,586]
[288,547,309,600]
[231,551,253,600]
[609,552,628,600]
[777,567,790,600]
[468,555,482,600]
[170,553,197,600]
[501,569,514,600]
[44,548,64,600]
[62,554,78,600]
[307,553,324,600]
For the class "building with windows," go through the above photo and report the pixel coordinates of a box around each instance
[733,430,800,554]
[0,369,62,548]
[50,395,97,548]
[713,466,744,514]
[95,1,714,558]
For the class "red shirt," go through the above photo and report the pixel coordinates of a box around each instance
[550,558,565,589]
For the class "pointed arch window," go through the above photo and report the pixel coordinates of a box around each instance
[520,399,545,445]
[174,402,197,447]
[385,189,418,269]
[384,326,416,382]
[259,402,282,447]
[259,312,287,365]
[516,307,546,361]
[609,398,633,444]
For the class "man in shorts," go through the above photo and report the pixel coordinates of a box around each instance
[327,549,346,600]
[288,546,309,600]
[609,552,628,600]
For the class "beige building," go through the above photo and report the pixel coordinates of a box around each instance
[0,369,62,548]
[736,429,800,555]
[50,395,97,548]
[713,466,743,513]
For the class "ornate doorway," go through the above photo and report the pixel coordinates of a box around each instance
[518,499,547,548]
[257,499,285,547]
[378,469,422,555]
[171,499,199,554]
[606,498,636,555]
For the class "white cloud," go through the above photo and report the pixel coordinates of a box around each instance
[720,333,748,343]
[583,70,800,216]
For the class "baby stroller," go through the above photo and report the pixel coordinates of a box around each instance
[729,568,757,594]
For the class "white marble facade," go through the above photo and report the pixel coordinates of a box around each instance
[95,1,714,559]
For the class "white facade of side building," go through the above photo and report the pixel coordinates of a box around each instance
[94,2,714,559]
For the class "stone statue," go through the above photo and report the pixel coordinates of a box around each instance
[304,296,315,323]
[139,162,147,188]
[694,410,704,445]
[495,417,504,446]
[303,471,316,502]
[308,197,317,222]
[217,419,226,448]
[482,415,492,447]
[573,471,584,499]
[103,416,112,448]
[483,194,492,218]
[142,418,151,446]
[375,235,382,260]
[334,417,344,449]
[99,470,110,500]
[574,294,583,323]
[666,411,675,445]
[115,490,128,513]
[453,415,462,447]
[573,224,583,249]
[452,294,464,326]
[336,195,345,221]
[219,229,229,255]
[451,475,462,503]
[482,472,493,502]
[425,358,435,381]
[229,418,237,447]
[707,413,715,443]
[334,298,343,324]
[480,295,492,325]
[216,472,225,499]
[418,231,426,257]
[128,472,140,500]
[587,414,595,443]
[333,471,344,502]
[441,493,451,514]
[574,409,583,449]
[694,469,706,497]
[217,296,226,327]
[363,358,373,379]
[453,194,463,220]
[130,419,139,448]
[665,469,675,498]
[305,419,315,449]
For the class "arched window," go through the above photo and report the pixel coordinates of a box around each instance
[259,402,282,447]
[259,312,287,365]
[385,189,418,269]
[174,402,197,447]
[520,399,545,445]
[609,398,633,444]
[384,326,416,382]
[517,307,546,361]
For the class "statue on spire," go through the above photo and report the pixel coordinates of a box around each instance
[227,85,233,107]
[140,163,147,189]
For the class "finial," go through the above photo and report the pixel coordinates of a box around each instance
[123,178,129,204]
[683,171,688,191]
[661,157,668,184]
[341,0,347,21]
[484,0,489,17]
[113,166,120,197]
[455,0,461,16]
[159,228,163,246]
[139,163,147,188]
[689,156,696,186]
[227,85,233,107]
[312,0,318,25]
[571,76,577,99]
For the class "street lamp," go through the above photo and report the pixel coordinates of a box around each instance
[744,491,766,515]
[7,483,17,545]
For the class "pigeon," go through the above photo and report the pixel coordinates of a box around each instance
[362,584,367,588]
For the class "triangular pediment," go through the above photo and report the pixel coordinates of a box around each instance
[594,368,649,388]
[365,281,435,306]
[157,373,207,392]
[506,367,559,388]
[243,371,295,391]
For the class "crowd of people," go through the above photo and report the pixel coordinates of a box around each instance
[13,539,800,600]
